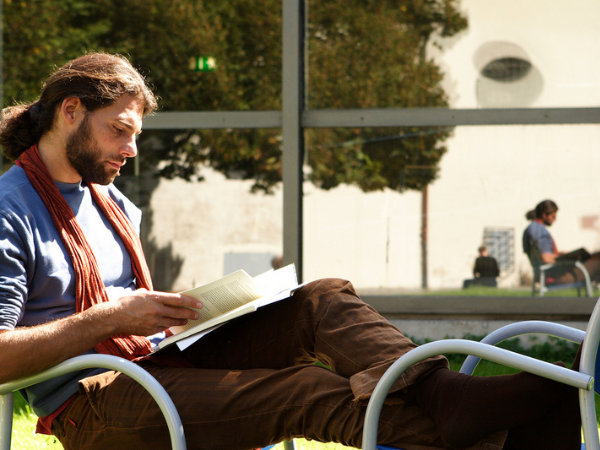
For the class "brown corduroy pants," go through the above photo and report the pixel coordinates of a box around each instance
[51,278,506,450]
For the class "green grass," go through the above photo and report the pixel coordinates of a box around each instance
[10,335,596,450]
[412,285,599,297]
[11,393,62,449]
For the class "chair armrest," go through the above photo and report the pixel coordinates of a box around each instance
[460,321,585,375]
[540,260,579,271]
[0,354,186,450]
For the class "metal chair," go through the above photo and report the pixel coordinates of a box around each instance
[362,299,600,450]
[535,260,593,297]
[0,354,186,450]
[1,354,297,450]
[524,236,593,297]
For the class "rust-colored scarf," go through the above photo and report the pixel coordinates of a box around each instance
[17,145,152,359]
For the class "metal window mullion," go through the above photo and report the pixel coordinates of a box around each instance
[142,107,600,131]
[282,0,305,281]
[303,107,600,127]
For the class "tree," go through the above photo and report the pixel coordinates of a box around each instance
[3,0,112,104]
[306,0,466,191]
[2,0,467,193]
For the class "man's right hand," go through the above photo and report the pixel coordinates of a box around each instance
[100,289,203,336]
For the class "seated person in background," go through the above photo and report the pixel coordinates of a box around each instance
[523,199,600,284]
[473,245,500,282]
[463,245,500,288]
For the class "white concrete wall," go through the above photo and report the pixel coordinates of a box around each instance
[303,183,422,287]
[427,124,600,289]
[148,170,283,290]
[438,0,600,108]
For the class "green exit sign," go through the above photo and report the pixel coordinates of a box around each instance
[190,56,217,72]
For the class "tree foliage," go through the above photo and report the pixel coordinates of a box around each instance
[2,0,467,193]
[306,1,466,191]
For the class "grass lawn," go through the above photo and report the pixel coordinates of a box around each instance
[11,393,62,449]
[408,285,600,297]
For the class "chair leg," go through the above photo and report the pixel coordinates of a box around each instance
[0,393,14,450]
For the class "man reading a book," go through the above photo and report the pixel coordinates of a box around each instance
[0,53,581,450]
[523,199,600,284]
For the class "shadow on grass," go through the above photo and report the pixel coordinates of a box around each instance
[12,390,29,415]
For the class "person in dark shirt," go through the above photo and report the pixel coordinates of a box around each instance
[463,245,499,288]
[474,245,500,279]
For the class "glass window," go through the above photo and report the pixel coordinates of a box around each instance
[303,124,600,293]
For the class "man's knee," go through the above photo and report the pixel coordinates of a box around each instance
[297,278,356,299]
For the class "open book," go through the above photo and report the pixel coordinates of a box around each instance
[156,263,300,350]
[556,247,591,262]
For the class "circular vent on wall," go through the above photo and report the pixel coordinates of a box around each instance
[481,57,532,82]
[474,41,543,107]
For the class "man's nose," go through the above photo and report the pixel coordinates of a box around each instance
[120,136,138,158]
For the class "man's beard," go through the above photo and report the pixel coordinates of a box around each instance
[66,115,122,185]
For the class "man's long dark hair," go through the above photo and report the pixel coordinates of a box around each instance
[0,53,158,161]
[525,199,558,220]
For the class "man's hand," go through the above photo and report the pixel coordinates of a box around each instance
[0,290,202,382]
[541,252,557,264]
[99,289,203,336]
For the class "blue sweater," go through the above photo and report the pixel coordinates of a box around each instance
[0,164,141,416]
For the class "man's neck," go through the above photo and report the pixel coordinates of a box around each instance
[37,134,82,183]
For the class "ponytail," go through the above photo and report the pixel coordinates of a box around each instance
[0,101,54,160]
[525,209,536,220]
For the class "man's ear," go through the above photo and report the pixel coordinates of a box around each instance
[59,97,86,125]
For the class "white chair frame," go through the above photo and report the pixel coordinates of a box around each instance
[536,260,593,297]
[362,299,600,450]
[0,354,187,450]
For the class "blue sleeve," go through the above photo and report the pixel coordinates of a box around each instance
[524,222,555,254]
[536,233,554,254]
[0,210,30,330]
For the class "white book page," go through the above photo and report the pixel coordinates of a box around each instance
[252,264,298,297]
[170,270,260,335]
[159,264,300,349]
